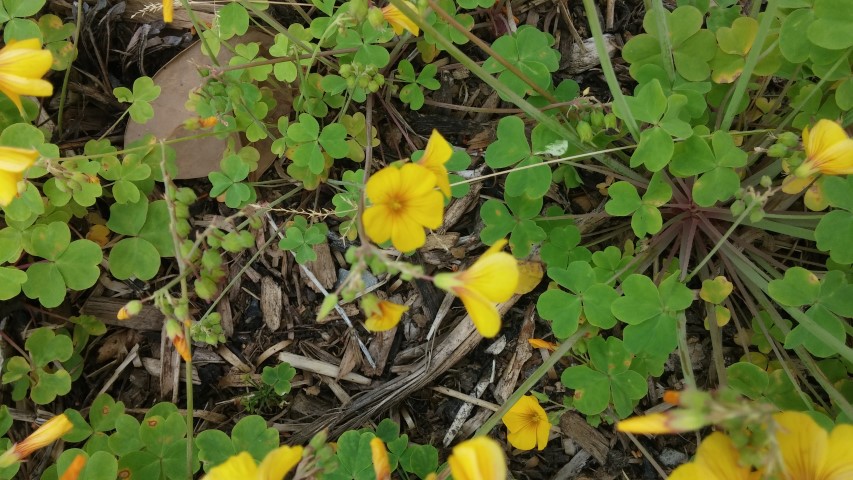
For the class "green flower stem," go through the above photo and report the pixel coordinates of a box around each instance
[55,129,237,162]
[676,311,697,390]
[719,0,778,131]
[475,325,592,437]
[425,0,558,103]
[56,0,85,138]
[210,47,361,76]
[386,0,644,183]
[241,2,336,69]
[581,0,640,140]
[159,145,194,478]
[685,200,755,283]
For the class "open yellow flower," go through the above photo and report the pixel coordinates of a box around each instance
[371,437,391,480]
[416,130,453,198]
[0,146,39,206]
[363,163,444,252]
[362,295,409,332]
[203,445,303,480]
[774,411,853,480]
[433,240,519,338]
[0,414,73,468]
[784,119,853,194]
[502,395,550,451]
[447,437,506,480]
[382,1,419,36]
[668,432,757,480]
[163,0,173,22]
[0,39,53,112]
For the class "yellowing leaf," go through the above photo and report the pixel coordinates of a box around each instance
[86,225,111,247]
[699,276,733,304]
[515,260,544,295]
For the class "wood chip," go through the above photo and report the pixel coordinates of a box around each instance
[363,327,397,377]
[303,242,337,291]
[260,276,282,332]
[82,296,163,331]
[559,411,611,465]
[278,351,372,385]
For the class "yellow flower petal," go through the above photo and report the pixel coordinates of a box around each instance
[669,462,716,480]
[774,411,828,480]
[370,438,391,480]
[458,286,501,337]
[0,414,73,467]
[0,39,54,112]
[0,169,21,206]
[800,119,853,176]
[363,163,444,252]
[0,146,39,173]
[363,204,394,245]
[448,437,506,480]
[381,2,420,36]
[527,338,557,351]
[616,413,674,434]
[418,130,453,197]
[458,249,519,303]
[364,300,408,332]
[204,452,259,480]
[821,423,853,479]
[257,445,303,480]
[502,395,550,451]
[163,0,174,22]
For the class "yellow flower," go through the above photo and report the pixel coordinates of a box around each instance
[163,0,173,23]
[501,395,550,451]
[363,163,444,252]
[203,445,303,480]
[0,146,39,206]
[433,240,519,338]
[382,1,419,36]
[362,295,409,332]
[371,438,391,480]
[416,130,453,198]
[616,410,707,435]
[59,454,87,480]
[773,411,853,480]
[668,432,756,480]
[0,39,53,112]
[447,437,506,480]
[784,119,853,194]
[0,414,73,468]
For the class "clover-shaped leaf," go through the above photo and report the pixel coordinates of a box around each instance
[561,337,647,418]
[0,267,26,300]
[769,268,853,357]
[278,216,328,264]
[484,117,551,198]
[815,176,853,264]
[700,276,734,304]
[539,224,591,270]
[261,363,296,396]
[605,172,672,237]
[611,273,693,354]
[670,130,746,206]
[480,195,545,258]
[807,0,853,50]
[537,261,619,338]
[114,77,161,124]
[483,26,560,99]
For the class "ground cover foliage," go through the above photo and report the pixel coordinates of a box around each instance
[0,0,851,479]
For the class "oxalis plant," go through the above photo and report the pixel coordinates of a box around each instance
[0,0,851,478]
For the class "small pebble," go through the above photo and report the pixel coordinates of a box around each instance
[659,448,688,467]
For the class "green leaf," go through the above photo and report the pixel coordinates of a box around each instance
[27,328,73,367]
[27,221,71,261]
[231,416,279,461]
[218,2,250,39]
[196,430,236,472]
[484,116,530,168]
[56,239,102,290]
[3,0,45,18]
[261,363,296,396]
[727,362,769,399]
[89,394,124,432]
[31,369,72,404]
[785,304,846,357]
[631,126,674,171]
[808,0,853,50]
[109,238,160,280]
[605,182,642,216]
[560,365,610,415]
[107,199,148,236]
[108,415,144,456]
[768,267,821,307]
[0,266,26,300]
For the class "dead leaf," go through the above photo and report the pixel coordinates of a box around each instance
[515,260,544,294]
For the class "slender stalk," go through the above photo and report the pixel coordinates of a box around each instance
[581,0,640,140]
[179,0,220,65]
[676,311,696,389]
[650,0,676,83]
[475,325,592,436]
[719,0,778,131]
[56,0,85,138]
[386,0,644,182]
